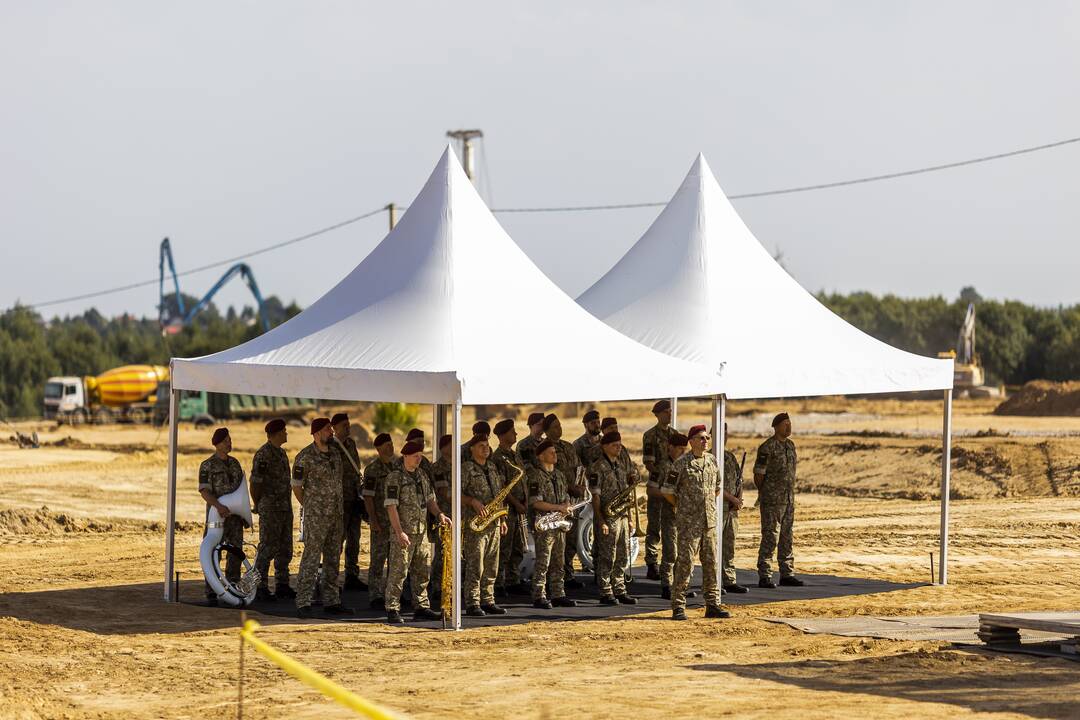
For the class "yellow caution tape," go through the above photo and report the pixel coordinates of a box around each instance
[239,620,407,719]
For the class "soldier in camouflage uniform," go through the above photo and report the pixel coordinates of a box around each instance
[516,412,547,469]
[658,432,688,599]
[543,414,585,588]
[460,420,490,464]
[292,418,353,618]
[588,430,639,605]
[461,436,508,616]
[199,427,247,605]
[753,413,803,588]
[572,409,603,468]
[362,433,395,609]
[664,425,729,620]
[430,434,453,608]
[330,413,366,591]
[527,440,577,609]
[250,419,295,601]
[491,419,530,595]
[642,400,677,580]
[404,428,435,479]
[383,440,449,624]
[721,422,748,593]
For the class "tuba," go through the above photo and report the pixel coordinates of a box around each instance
[200,475,260,607]
[469,459,524,533]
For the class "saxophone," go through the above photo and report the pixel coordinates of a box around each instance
[468,459,524,533]
[438,521,453,625]
[604,476,639,519]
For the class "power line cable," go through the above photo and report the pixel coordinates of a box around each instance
[27,206,388,309]
[23,133,1080,310]
[491,134,1080,212]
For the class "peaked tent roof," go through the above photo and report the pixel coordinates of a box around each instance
[577,154,953,399]
[171,148,726,404]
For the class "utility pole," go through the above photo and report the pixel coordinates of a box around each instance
[446,129,483,184]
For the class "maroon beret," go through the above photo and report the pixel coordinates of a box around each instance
[472,420,491,435]
[535,439,555,456]
[330,412,348,426]
[310,417,331,434]
[582,409,600,423]
[600,417,618,431]
[600,431,622,445]
[439,434,452,449]
[406,428,424,441]
[669,433,689,447]
[373,432,392,447]
[541,413,558,431]
[211,427,229,446]
[493,419,514,436]
[527,412,545,427]
[688,424,707,439]
[772,412,790,428]
[467,434,490,450]
[264,418,285,434]
[651,399,671,414]
[401,440,424,455]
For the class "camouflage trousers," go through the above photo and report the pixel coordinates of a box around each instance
[368,520,389,602]
[384,531,432,612]
[595,515,629,597]
[645,494,663,565]
[254,509,293,590]
[757,499,795,580]
[203,512,245,599]
[659,501,678,589]
[532,528,566,600]
[672,523,720,611]
[463,525,499,606]
[295,511,342,609]
[722,510,739,586]
[341,500,362,580]
[563,513,579,580]
[498,510,526,586]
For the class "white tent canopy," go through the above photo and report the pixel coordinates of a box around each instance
[171,148,726,405]
[577,154,954,584]
[164,147,728,628]
[577,154,954,399]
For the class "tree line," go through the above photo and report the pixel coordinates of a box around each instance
[1,287,1077,418]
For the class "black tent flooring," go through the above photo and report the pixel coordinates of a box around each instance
[189,567,923,629]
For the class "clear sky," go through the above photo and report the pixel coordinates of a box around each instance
[2,1,1077,319]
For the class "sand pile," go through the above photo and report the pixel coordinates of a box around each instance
[0,506,197,535]
[994,380,1080,416]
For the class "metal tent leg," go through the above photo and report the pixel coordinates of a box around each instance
[163,387,179,601]
[451,400,463,630]
[939,389,953,585]
[670,397,678,430]
[714,395,725,606]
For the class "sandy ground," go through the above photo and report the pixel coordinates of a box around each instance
[1,398,1079,719]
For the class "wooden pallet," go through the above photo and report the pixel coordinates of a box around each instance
[978,612,1080,655]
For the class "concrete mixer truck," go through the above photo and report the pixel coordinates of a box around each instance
[43,365,169,425]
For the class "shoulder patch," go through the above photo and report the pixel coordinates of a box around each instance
[293,462,303,480]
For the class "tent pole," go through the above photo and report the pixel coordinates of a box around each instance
[938,389,952,585]
[670,397,678,430]
[714,395,725,606]
[451,399,463,630]
[163,387,180,601]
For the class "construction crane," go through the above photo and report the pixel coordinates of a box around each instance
[939,302,985,390]
[158,237,271,335]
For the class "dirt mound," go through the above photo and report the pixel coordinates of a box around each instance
[994,380,1080,416]
[0,506,198,535]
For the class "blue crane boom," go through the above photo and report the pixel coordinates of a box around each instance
[158,237,271,334]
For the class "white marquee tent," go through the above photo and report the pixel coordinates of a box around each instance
[578,155,957,583]
[163,147,727,628]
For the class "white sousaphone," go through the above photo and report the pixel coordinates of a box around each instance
[200,474,260,607]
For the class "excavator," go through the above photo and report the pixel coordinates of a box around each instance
[939,302,986,392]
[158,237,270,335]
